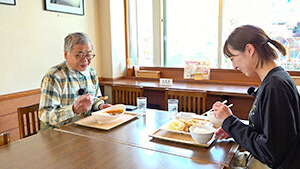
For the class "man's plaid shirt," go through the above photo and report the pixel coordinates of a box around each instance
[39,61,103,130]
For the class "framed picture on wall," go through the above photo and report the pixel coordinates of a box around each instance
[0,0,16,5]
[44,0,84,15]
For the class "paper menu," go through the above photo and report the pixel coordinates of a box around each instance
[184,61,210,80]
[184,61,197,79]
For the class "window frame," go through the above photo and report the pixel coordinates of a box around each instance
[124,0,300,78]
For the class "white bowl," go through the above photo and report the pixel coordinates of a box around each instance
[91,104,126,123]
[207,114,222,127]
[189,125,215,144]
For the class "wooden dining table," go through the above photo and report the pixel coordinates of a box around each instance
[0,108,240,169]
[54,109,240,168]
[0,129,222,169]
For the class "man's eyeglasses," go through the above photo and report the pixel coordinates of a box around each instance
[73,53,96,60]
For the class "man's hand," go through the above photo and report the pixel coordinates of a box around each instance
[72,94,93,114]
[99,103,112,110]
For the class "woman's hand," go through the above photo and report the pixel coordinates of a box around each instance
[212,101,233,122]
[215,128,231,140]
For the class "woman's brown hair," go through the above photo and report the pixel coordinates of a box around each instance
[223,25,286,68]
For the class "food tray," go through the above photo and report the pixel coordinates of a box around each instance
[75,112,138,130]
[150,128,215,148]
[149,117,216,147]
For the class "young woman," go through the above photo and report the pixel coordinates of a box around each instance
[213,25,300,169]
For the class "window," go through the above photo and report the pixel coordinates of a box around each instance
[163,0,219,68]
[128,0,300,71]
[128,0,153,67]
[222,0,300,71]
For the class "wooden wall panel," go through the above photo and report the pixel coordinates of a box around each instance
[0,94,40,116]
[0,89,40,142]
[136,67,299,84]
[142,89,254,120]
[206,94,223,110]
[228,96,254,120]
[143,89,165,110]
[292,76,300,85]
[137,67,260,84]
[0,113,18,132]
[206,94,254,120]
[9,128,19,143]
[209,69,260,83]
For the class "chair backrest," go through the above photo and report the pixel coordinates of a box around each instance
[166,89,207,114]
[17,103,40,139]
[0,132,10,146]
[112,85,143,106]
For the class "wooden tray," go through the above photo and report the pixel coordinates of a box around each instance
[75,112,138,130]
[150,129,215,148]
[149,118,216,147]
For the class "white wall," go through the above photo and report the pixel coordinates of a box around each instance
[110,0,126,78]
[98,0,113,78]
[98,0,126,79]
[0,0,127,95]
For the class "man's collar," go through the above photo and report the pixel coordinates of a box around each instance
[65,61,89,76]
[65,61,76,73]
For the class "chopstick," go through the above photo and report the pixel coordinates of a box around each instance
[208,134,222,148]
[78,89,108,101]
[202,100,233,116]
[90,96,108,100]
[227,104,233,108]
[202,100,227,116]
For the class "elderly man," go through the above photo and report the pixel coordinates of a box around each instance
[39,32,111,131]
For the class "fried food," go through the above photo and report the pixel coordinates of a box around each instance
[168,118,209,132]
[167,120,185,131]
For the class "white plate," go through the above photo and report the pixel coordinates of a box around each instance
[159,118,212,135]
[160,120,190,134]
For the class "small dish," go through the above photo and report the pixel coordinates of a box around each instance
[175,112,195,120]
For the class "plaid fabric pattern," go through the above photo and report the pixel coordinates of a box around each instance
[39,61,103,130]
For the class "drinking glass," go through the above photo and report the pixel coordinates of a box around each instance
[137,97,147,115]
[168,99,178,117]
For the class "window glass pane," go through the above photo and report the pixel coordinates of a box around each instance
[222,0,300,70]
[164,0,219,68]
[128,0,138,66]
[128,0,153,67]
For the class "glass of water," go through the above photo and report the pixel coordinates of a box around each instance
[137,97,147,115]
[168,99,178,117]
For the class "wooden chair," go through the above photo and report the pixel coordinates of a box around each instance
[17,103,40,139]
[112,85,143,106]
[0,132,10,146]
[166,89,207,114]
